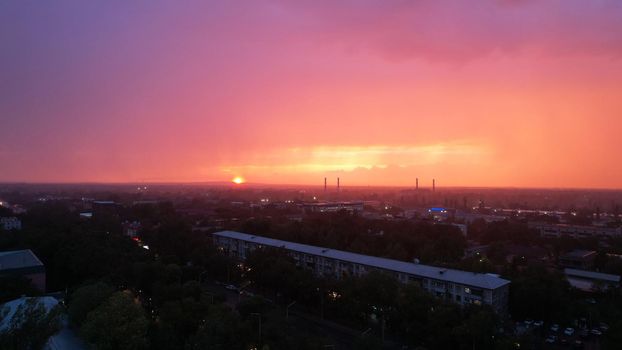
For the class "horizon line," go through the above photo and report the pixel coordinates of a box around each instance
[0,180,621,192]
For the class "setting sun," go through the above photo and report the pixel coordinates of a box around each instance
[232,176,245,184]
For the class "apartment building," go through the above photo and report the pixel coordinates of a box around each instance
[529,222,622,238]
[213,230,510,314]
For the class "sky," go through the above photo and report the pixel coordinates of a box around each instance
[1,0,622,188]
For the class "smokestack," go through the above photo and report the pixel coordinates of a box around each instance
[324,177,327,192]
[433,179,435,192]
[416,178,419,190]
[337,177,340,191]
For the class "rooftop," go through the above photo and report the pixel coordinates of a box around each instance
[0,296,59,331]
[564,268,621,283]
[213,230,510,290]
[561,250,597,259]
[0,296,86,350]
[0,249,44,271]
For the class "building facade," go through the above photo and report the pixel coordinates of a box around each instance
[0,249,46,292]
[213,230,510,314]
[0,217,22,231]
[564,268,620,292]
[300,202,364,213]
[529,222,622,238]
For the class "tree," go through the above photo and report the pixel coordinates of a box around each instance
[81,291,149,350]
[451,306,498,350]
[603,320,622,350]
[187,304,252,350]
[0,297,62,350]
[509,265,571,322]
[68,281,115,325]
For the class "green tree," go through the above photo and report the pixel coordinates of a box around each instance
[81,291,149,350]
[68,282,115,325]
[187,305,252,350]
[509,265,571,322]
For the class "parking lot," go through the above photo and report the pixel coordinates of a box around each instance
[516,320,608,349]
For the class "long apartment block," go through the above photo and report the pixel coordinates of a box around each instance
[213,230,510,314]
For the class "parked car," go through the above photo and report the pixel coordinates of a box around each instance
[564,327,575,336]
[550,324,560,332]
[573,340,584,349]
[599,322,609,332]
[545,335,557,344]
[225,284,238,291]
[533,320,544,327]
[590,329,602,336]
[525,319,534,327]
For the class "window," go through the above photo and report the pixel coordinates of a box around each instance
[471,288,484,297]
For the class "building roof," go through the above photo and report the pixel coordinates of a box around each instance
[0,216,20,222]
[0,296,86,350]
[561,250,597,259]
[0,296,59,331]
[92,200,116,205]
[301,202,364,208]
[564,268,621,283]
[213,230,510,290]
[0,249,44,271]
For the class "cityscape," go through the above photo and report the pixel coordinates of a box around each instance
[2,1,622,350]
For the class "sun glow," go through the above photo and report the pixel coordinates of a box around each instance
[232,176,245,184]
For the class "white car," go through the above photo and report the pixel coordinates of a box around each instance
[591,329,602,336]
[564,327,575,336]
[225,284,238,291]
[550,324,560,332]
[533,320,544,327]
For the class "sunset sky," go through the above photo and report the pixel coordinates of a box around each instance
[1,1,622,188]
